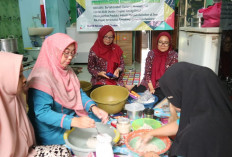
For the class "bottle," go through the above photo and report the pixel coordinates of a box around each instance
[117,117,131,135]
[143,108,154,119]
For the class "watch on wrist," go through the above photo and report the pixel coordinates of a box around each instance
[89,105,96,112]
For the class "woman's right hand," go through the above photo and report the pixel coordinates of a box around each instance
[71,116,95,128]
[148,81,155,94]
[149,89,155,94]
[98,71,110,79]
[140,132,154,145]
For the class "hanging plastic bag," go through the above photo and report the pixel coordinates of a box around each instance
[198,2,222,27]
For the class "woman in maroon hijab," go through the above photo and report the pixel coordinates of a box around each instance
[88,25,125,90]
[133,32,178,103]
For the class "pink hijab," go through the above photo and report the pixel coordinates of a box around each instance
[27,33,85,114]
[0,52,36,157]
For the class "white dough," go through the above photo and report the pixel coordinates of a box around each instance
[138,123,153,130]
[86,136,97,148]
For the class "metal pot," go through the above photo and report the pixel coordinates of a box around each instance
[0,35,18,52]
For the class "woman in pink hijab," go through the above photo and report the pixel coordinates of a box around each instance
[0,52,71,156]
[27,33,108,145]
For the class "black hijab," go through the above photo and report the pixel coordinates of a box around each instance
[159,62,232,157]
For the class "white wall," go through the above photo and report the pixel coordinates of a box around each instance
[19,0,70,48]
[66,26,98,63]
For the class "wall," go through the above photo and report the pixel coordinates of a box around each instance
[19,0,41,49]
[19,0,71,49]
[46,0,70,34]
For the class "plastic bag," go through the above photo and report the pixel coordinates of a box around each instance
[198,2,221,27]
[135,90,155,104]
[96,134,114,157]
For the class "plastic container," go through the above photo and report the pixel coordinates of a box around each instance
[117,117,131,134]
[64,122,120,157]
[143,108,154,119]
[131,118,161,130]
[90,85,129,114]
[125,103,145,120]
[24,47,41,60]
[125,129,171,155]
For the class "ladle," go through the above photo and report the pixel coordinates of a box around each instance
[96,126,100,135]
[95,124,102,136]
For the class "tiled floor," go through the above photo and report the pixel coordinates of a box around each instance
[72,61,141,82]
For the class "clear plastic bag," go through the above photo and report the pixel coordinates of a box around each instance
[134,90,155,104]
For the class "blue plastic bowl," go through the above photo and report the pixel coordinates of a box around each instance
[127,92,158,108]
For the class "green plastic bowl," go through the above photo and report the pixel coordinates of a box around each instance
[90,85,129,114]
[132,118,162,131]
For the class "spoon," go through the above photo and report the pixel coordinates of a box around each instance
[95,124,101,135]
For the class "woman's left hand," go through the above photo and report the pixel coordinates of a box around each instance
[92,106,109,123]
[113,68,120,78]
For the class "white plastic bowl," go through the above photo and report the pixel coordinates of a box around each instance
[63,122,120,157]
[24,47,41,60]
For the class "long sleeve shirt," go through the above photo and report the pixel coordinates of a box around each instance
[87,50,125,86]
[27,88,98,145]
[140,50,178,89]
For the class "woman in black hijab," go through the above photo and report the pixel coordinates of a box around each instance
[140,62,232,157]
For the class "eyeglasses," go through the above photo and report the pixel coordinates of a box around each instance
[158,41,169,47]
[63,49,76,58]
[104,36,114,40]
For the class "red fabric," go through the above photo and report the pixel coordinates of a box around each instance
[40,4,46,24]
[151,32,172,88]
[91,25,123,85]
[198,2,221,27]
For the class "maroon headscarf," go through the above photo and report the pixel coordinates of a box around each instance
[91,25,123,85]
[151,32,172,88]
